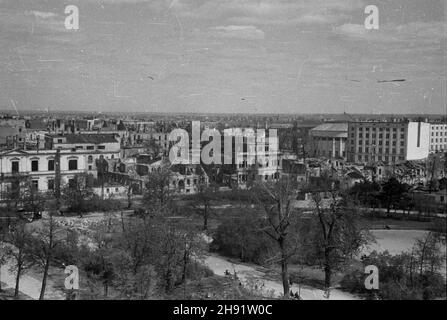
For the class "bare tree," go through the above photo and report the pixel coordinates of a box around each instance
[5,222,33,298]
[61,173,95,217]
[251,176,300,298]
[21,180,46,220]
[143,167,173,215]
[189,177,217,231]
[0,231,8,292]
[27,207,64,300]
[311,191,371,292]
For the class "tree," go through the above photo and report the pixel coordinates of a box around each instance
[311,191,371,292]
[154,219,204,293]
[379,177,409,215]
[189,178,217,231]
[426,154,444,193]
[143,167,173,215]
[5,222,33,298]
[21,180,46,220]
[3,174,28,213]
[82,217,119,298]
[251,176,301,298]
[213,213,275,264]
[61,173,95,217]
[413,232,445,277]
[349,180,380,210]
[96,157,108,200]
[126,183,133,209]
[343,243,446,300]
[27,207,64,300]
[0,230,8,292]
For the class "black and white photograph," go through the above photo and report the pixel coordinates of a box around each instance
[0,0,446,310]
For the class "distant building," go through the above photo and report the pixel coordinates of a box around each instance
[0,118,26,146]
[220,128,281,187]
[45,133,121,158]
[429,123,447,153]
[170,163,209,194]
[347,121,430,164]
[309,123,348,159]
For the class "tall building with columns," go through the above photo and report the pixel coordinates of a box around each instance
[309,123,348,159]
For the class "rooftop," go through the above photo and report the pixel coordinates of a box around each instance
[51,134,119,144]
[310,123,348,132]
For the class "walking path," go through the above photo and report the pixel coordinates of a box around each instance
[1,260,43,299]
[203,254,358,300]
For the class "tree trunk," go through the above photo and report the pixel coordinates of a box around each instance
[279,238,290,298]
[0,262,2,292]
[203,209,208,231]
[181,251,188,283]
[39,257,51,300]
[14,264,22,298]
[104,282,108,298]
[324,249,332,290]
[120,211,125,233]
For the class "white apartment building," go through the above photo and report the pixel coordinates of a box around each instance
[347,121,430,164]
[0,148,112,199]
[309,123,348,159]
[429,123,447,153]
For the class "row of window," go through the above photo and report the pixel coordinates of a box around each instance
[431,126,447,130]
[313,137,344,141]
[11,159,78,173]
[352,133,405,139]
[355,140,405,147]
[29,179,54,190]
[350,126,405,132]
[431,131,446,136]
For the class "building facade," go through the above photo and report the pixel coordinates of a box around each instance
[347,121,430,164]
[429,123,447,153]
[0,149,104,199]
[309,123,348,159]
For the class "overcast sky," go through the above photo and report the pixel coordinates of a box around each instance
[0,0,445,114]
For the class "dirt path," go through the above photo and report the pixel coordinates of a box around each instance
[0,260,66,299]
[0,244,65,300]
[203,254,358,300]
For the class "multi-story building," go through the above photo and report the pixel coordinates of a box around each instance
[221,128,281,187]
[429,123,447,153]
[347,121,430,164]
[0,148,110,199]
[309,123,348,159]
